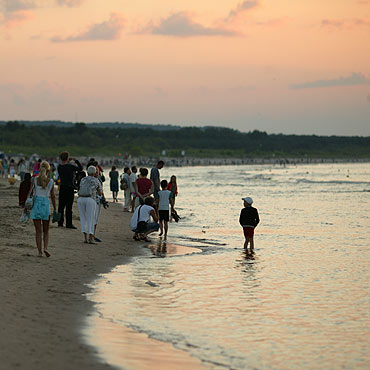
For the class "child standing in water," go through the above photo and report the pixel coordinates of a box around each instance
[239,197,260,253]
[157,180,174,238]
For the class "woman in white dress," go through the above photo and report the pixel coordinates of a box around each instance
[77,166,102,244]
[29,161,56,257]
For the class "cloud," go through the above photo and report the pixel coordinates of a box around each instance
[1,0,38,12]
[56,0,85,6]
[143,12,237,37]
[0,0,85,13]
[0,0,84,28]
[291,73,370,89]
[51,13,124,42]
[321,18,370,29]
[227,1,259,21]
[4,9,34,28]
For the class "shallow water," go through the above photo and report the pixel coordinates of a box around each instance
[88,163,370,369]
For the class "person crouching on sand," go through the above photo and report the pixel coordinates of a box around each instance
[239,197,260,253]
[29,161,56,257]
[130,197,159,242]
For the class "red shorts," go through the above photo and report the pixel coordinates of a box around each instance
[243,227,254,238]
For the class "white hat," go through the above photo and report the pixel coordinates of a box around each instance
[242,197,253,204]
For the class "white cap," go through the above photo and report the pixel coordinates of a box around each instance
[242,197,253,204]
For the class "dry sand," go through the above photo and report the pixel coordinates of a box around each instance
[0,178,143,370]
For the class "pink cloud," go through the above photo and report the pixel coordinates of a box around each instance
[3,10,34,28]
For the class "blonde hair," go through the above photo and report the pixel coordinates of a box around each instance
[38,161,50,189]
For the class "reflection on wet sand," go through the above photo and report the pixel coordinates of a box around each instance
[147,238,202,258]
[85,316,206,370]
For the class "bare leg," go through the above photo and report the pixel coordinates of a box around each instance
[33,219,43,256]
[83,232,88,243]
[42,219,51,256]
[249,237,254,252]
[164,221,168,237]
[159,220,163,236]
[243,237,249,250]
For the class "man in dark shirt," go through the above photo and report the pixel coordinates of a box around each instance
[57,151,83,228]
[150,160,164,200]
[239,197,260,253]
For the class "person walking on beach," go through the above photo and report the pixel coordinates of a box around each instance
[9,158,17,178]
[93,166,107,243]
[157,180,174,238]
[33,159,41,177]
[121,167,131,211]
[130,196,159,242]
[129,166,138,212]
[77,166,102,244]
[150,160,164,201]
[167,175,178,205]
[3,158,8,178]
[135,168,153,208]
[29,161,56,257]
[109,165,119,202]
[239,197,260,253]
[18,158,27,181]
[19,173,32,208]
[57,152,83,229]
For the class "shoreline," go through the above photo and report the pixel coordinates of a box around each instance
[0,178,144,370]
[0,178,207,370]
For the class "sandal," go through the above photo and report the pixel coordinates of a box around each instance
[133,234,140,241]
[44,250,51,258]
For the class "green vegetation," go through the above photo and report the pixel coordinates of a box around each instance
[1,121,370,158]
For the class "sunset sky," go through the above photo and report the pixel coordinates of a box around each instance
[0,0,369,135]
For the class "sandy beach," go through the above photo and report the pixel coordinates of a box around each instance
[0,178,143,370]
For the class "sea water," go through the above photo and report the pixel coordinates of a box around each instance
[86,163,370,369]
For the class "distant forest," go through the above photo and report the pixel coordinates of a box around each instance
[1,120,369,158]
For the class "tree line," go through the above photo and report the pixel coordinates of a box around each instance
[1,121,369,158]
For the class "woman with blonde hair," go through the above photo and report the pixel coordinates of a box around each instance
[29,161,56,257]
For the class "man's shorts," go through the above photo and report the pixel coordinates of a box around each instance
[159,210,169,222]
[243,227,254,238]
[145,222,160,233]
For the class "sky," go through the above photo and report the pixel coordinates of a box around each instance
[0,0,369,135]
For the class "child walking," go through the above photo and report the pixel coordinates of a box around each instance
[239,197,260,253]
[157,180,174,238]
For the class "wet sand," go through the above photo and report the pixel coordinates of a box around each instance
[0,178,203,370]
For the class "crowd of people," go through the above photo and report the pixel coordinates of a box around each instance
[8,151,260,256]
[12,152,180,257]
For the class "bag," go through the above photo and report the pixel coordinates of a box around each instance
[171,210,181,223]
[134,206,147,233]
[100,174,105,182]
[78,178,93,197]
[120,176,129,191]
[52,211,62,223]
[137,221,147,233]
[19,209,29,223]
[25,181,35,210]
[25,196,34,210]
